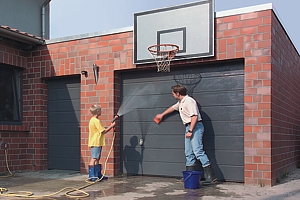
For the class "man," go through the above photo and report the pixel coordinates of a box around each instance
[155,84,217,185]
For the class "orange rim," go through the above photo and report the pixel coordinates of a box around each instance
[148,44,179,53]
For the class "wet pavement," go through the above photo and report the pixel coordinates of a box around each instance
[0,169,300,200]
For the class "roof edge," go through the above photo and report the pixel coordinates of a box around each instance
[0,27,45,45]
[46,26,133,44]
[216,3,273,18]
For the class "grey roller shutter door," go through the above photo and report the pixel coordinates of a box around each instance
[47,76,80,171]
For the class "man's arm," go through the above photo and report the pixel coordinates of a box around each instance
[155,106,175,121]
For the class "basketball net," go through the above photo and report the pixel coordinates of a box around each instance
[148,44,179,72]
[173,73,202,96]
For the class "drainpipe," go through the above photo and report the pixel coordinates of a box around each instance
[41,0,51,39]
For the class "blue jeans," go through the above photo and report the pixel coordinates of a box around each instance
[185,122,210,167]
[91,146,102,159]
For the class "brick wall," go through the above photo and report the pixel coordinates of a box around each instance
[0,38,45,173]
[270,12,300,184]
[209,9,274,186]
[213,9,299,186]
[1,7,299,186]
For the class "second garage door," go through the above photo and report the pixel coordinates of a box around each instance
[47,75,81,171]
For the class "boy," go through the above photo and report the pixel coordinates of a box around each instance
[88,104,116,181]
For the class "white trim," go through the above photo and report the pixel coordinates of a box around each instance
[216,3,273,18]
[46,26,133,44]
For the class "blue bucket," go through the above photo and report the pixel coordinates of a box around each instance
[182,171,202,189]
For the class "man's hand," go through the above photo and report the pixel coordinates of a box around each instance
[155,114,163,120]
[186,132,192,138]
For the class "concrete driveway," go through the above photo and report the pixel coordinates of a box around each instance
[0,169,300,200]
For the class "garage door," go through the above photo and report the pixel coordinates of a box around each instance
[47,75,80,171]
[121,61,244,182]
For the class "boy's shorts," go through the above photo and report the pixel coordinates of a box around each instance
[91,146,102,159]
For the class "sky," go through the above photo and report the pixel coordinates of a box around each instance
[50,0,299,51]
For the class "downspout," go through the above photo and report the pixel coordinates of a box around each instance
[42,0,51,39]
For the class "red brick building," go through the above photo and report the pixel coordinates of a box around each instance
[0,4,299,186]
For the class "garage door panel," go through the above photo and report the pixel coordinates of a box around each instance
[122,72,174,83]
[205,149,244,167]
[48,123,79,135]
[121,108,166,121]
[48,78,80,88]
[203,121,244,136]
[49,135,80,146]
[122,122,184,135]
[149,96,182,108]
[203,136,244,150]
[48,87,80,100]
[123,147,184,162]
[120,95,162,111]
[122,75,170,83]
[48,145,79,157]
[123,135,184,149]
[48,99,80,111]
[48,158,80,171]
[206,150,244,165]
[201,105,244,121]
[122,81,172,96]
[122,108,182,123]
[187,63,243,75]
[48,111,80,123]
[195,91,244,106]
[123,161,185,177]
[121,93,178,112]
[155,125,184,135]
[197,75,244,92]
[122,123,184,136]
[213,165,244,182]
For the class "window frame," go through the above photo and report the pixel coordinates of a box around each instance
[0,64,23,125]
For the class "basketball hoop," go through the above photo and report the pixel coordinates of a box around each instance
[148,44,179,72]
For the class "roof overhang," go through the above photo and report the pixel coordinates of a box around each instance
[0,26,45,46]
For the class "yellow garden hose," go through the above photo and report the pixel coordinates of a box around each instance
[0,130,116,199]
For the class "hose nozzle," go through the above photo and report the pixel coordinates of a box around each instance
[112,115,119,123]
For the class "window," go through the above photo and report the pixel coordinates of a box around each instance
[0,64,22,123]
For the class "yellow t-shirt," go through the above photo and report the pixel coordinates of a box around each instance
[88,117,105,147]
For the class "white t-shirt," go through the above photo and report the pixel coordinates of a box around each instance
[172,95,202,125]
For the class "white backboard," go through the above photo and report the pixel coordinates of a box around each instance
[134,0,214,64]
